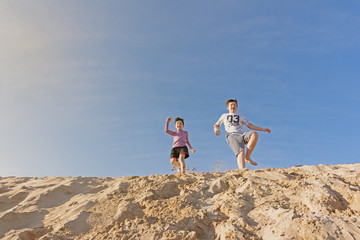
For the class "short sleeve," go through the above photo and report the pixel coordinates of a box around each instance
[215,114,225,126]
[241,115,250,126]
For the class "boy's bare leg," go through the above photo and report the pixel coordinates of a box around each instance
[179,154,186,175]
[236,150,246,169]
[170,158,181,174]
[246,132,258,166]
[170,158,180,167]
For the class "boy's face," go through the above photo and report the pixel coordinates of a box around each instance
[227,102,238,113]
[175,120,184,131]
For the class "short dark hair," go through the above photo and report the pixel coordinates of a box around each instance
[175,117,184,125]
[226,99,238,106]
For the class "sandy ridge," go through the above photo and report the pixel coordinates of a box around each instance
[0,163,359,239]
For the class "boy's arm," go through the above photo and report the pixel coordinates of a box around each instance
[213,124,221,136]
[246,123,272,133]
[165,117,175,135]
[213,114,224,136]
[186,132,195,153]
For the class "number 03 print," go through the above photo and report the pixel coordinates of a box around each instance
[227,115,239,123]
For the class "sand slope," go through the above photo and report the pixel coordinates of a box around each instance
[0,163,360,240]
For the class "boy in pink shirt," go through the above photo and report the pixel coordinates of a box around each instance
[165,117,196,176]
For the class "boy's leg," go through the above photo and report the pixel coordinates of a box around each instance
[236,150,246,169]
[179,154,186,175]
[245,132,258,165]
[170,158,181,175]
[227,133,246,169]
[170,158,181,169]
[170,148,180,167]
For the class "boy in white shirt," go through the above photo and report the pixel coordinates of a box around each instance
[214,99,271,169]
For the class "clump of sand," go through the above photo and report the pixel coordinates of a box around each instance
[1,163,359,239]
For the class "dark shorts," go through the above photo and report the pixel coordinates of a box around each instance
[170,146,189,159]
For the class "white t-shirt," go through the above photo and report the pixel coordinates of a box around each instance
[215,113,250,136]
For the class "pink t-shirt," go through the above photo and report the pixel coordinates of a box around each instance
[165,122,193,150]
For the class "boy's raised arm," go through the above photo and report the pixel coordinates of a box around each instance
[165,117,175,135]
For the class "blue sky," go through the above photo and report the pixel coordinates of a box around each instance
[1,1,359,177]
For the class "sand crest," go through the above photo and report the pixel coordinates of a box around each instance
[0,163,359,239]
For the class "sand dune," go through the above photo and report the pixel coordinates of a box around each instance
[1,163,359,239]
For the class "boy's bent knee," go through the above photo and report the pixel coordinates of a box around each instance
[251,132,259,138]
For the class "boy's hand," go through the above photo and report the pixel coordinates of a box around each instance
[166,117,172,122]
[264,128,272,133]
[214,129,221,136]
[191,149,196,154]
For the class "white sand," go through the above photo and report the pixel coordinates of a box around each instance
[0,163,359,239]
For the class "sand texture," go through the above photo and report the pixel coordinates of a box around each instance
[1,163,360,240]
